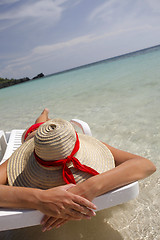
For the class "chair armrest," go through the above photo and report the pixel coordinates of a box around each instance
[0,182,139,231]
[0,208,43,231]
[93,181,139,211]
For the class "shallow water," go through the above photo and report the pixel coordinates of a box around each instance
[0,46,160,239]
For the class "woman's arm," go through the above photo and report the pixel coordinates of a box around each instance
[69,143,156,201]
[0,184,96,219]
[0,161,96,220]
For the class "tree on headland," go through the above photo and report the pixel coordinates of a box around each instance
[0,77,30,89]
[0,73,44,89]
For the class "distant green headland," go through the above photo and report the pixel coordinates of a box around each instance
[0,73,44,89]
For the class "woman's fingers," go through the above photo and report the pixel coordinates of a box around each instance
[41,205,95,232]
[54,219,68,229]
[69,201,96,218]
[41,217,69,232]
[71,193,96,210]
[41,217,58,232]
[41,215,50,225]
[64,205,96,220]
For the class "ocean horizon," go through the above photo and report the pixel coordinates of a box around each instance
[46,44,160,78]
[0,45,160,240]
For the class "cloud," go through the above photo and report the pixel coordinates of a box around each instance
[146,0,160,13]
[0,19,20,31]
[0,33,105,78]
[0,0,61,19]
[88,0,127,23]
[2,25,153,71]
[2,34,93,70]
[33,35,93,55]
[32,25,156,57]
[88,0,160,28]
[0,0,72,31]
[0,0,20,5]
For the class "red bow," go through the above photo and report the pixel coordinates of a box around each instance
[34,132,99,184]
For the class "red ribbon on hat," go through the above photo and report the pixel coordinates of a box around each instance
[24,122,44,141]
[34,132,99,184]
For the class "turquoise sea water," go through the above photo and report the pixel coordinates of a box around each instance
[0,45,160,239]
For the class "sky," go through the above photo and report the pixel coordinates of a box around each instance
[0,0,160,79]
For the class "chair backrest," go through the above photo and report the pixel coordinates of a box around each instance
[0,131,7,161]
[1,129,25,164]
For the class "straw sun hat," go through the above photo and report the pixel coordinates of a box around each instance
[7,119,115,189]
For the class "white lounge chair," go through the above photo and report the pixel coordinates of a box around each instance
[0,129,25,165]
[0,131,6,160]
[0,119,139,231]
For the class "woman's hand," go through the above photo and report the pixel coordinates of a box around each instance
[39,184,96,232]
[37,184,96,231]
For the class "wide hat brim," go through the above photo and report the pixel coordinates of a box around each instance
[7,133,115,189]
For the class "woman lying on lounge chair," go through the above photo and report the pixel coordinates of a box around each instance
[0,109,156,232]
